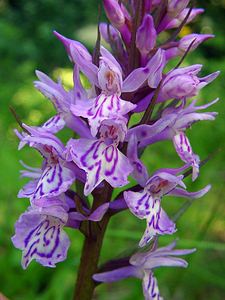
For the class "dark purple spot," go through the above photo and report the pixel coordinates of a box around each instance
[141,130,147,137]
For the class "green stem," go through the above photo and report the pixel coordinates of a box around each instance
[73,183,112,300]
[73,217,110,300]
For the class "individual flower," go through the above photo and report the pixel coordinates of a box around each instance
[124,171,184,247]
[16,124,76,201]
[34,66,92,138]
[12,204,70,269]
[124,136,211,247]
[70,46,165,136]
[65,117,133,195]
[128,98,218,180]
[157,65,219,102]
[93,241,195,300]
[70,55,134,136]
[133,61,218,113]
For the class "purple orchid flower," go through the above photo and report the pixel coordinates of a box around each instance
[34,67,92,138]
[70,46,165,137]
[157,65,219,102]
[93,241,195,300]
[128,98,218,180]
[124,171,184,247]
[12,204,70,269]
[65,117,133,195]
[124,162,211,247]
[70,52,136,137]
[16,124,76,201]
[11,2,219,299]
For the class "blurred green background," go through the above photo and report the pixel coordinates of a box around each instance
[0,0,225,299]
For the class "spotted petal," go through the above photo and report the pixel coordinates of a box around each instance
[32,162,75,201]
[124,189,175,247]
[124,190,153,219]
[42,115,65,133]
[139,208,176,247]
[18,163,42,199]
[142,271,163,300]
[66,138,133,195]
[173,132,200,181]
[12,206,70,269]
[18,179,39,199]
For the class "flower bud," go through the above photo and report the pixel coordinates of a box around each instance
[162,73,200,99]
[136,14,156,55]
[159,65,219,101]
[99,23,120,44]
[103,0,125,28]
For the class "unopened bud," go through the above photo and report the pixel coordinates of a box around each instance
[136,14,156,55]
[103,0,125,28]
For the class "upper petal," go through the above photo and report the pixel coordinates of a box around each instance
[93,266,139,283]
[122,49,165,92]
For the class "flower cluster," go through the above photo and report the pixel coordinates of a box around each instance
[12,1,219,299]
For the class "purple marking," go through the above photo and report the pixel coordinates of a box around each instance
[104,146,118,176]
[104,145,114,162]
[94,160,102,185]
[80,140,99,166]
